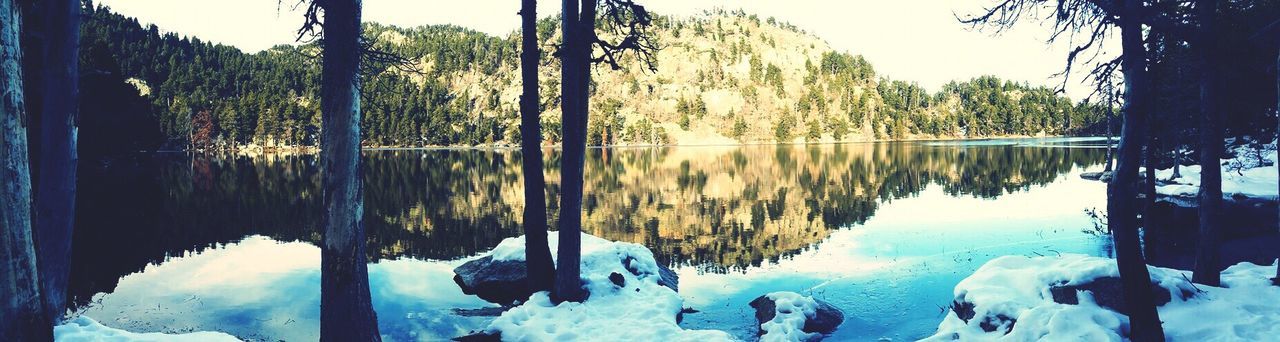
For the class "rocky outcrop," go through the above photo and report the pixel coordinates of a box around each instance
[453,255,680,305]
[1048,276,1194,313]
[749,294,845,336]
[948,275,1197,336]
[452,255,531,304]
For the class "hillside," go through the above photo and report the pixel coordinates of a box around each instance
[80,6,1106,152]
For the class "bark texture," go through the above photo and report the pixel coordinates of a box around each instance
[318,0,380,340]
[1192,0,1224,287]
[1107,0,1166,340]
[0,0,52,339]
[519,0,555,293]
[554,0,593,303]
[31,0,80,323]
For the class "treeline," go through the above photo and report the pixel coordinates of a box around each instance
[81,4,1112,153]
[81,5,512,152]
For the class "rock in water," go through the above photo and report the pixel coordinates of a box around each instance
[452,255,530,304]
[749,293,845,337]
[453,254,682,304]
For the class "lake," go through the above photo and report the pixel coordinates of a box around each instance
[67,138,1116,341]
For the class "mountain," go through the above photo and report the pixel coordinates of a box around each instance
[79,6,1106,153]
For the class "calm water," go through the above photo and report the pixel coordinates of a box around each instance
[68,138,1116,341]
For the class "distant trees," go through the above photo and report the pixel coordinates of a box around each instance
[519,0,556,293]
[0,0,53,339]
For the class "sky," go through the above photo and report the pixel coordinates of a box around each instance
[95,0,1118,100]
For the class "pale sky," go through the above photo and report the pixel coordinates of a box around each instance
[96,0,1117,100]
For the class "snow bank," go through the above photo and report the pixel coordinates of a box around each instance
[925,254,1280,341]
[759,292,819,342]
[54,316,241,341]
[482,232,734,341]
[1155,142,1278,201]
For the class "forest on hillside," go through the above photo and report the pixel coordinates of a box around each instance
[75,4,1273,154]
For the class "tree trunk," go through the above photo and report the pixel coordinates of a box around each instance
[1143,118,1158,229]
[0,0,52,339]
[520,0,555,293]
[554,0,592,303]
[1108,1,1165,340]
[1274,46,1279,285]
[318,0,380,340]
[1105,90,1116,172]
[1192,0,1224,287]
[31,0,79,323]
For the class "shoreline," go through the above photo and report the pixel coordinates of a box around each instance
[146,135,1109,154]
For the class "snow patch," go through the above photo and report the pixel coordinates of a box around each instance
[1155,141,1278,200]
[925,254,1280,341]
[482,232,733,341]
[54,316,241,341]
[759,291,819,342]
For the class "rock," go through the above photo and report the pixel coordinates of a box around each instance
[623,255,679,292]
[949,275,1196,337]
[949,300,1014,334]
[452,255,531,304]
[1048,276,1193,313]
[609,272,625,287]
[452,331,500,342]
[453,255,681,304]
[1080,171,1112,182]
[450,307,510,317]
[749,294,845,336]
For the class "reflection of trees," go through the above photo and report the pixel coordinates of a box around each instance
[68,144,1102,307]
[578,144,1103,273]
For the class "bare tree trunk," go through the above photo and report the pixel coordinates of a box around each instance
[31,0,79,323]
[1143,119,1158,229]
[1192,0,1224,287]
[0,0,52,339]
[1105,88,1116,172]
[1171,148,1182,179]
[318,0,380,340]
[520,0,555,293]
[554,0,589,303]
[1109,1,1165,339]
[1275,46,1279,285]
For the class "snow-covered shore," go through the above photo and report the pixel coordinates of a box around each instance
[1155,141,1277,202]
[480,232,736,341]
[924,254,1280,341]
[54,316,241,341]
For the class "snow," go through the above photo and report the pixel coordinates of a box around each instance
[759,292,819,342]
[481,232,735,341]
[54,316,241,341]
[1154,142,1278,201]
[924,254,1280,341]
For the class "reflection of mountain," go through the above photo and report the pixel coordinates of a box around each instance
[577,144,1104,272]
[68,143,1102,307]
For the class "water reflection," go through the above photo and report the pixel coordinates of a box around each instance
[73,236,492,341]
[70,141,1105,309]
